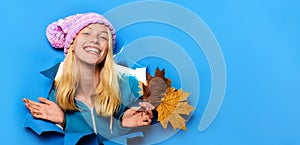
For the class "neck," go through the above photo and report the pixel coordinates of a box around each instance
[76,63,101,99]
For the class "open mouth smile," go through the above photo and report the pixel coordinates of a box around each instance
[84,46,101,55]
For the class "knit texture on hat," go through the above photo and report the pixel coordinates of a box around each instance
[46,12,116,54]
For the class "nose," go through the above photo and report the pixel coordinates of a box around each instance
[90,35,100,45]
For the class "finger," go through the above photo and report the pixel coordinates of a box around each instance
[33,113,41,118]
[145,110,153,118]
[29,109,41,117]
[30,106,49,120]
[38,97,52,105]
[27,99,42,107]
[24,100,37,111]
[129,107,143,115]
[24,100,42,117]
[23,98,30,108]
[139,112,151,123]
[142,112,152,122]
[32,112,45,119]
[29,107,41,115]
[28,101,48,117]
[24,101,32,110]
[130,106,141,111]
[145,116,152,122]
[23,98,29,103]
[23,98,35,107]
[27,101,42,111]
[139,102,155,110]
[23,99,35,110]
[137,119,151,126]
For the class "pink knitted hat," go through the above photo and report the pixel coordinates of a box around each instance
[46,12,116,54]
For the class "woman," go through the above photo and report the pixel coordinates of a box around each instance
[23,12,153,143]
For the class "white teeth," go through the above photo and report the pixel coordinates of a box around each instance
[85,47,100,54]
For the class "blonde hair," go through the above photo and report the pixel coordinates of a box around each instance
[55,27,121,116]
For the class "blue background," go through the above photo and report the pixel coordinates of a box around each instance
[1,0,300,145]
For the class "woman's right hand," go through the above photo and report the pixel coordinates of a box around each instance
[23,97,65,128]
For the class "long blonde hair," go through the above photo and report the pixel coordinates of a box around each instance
[55,27,121,116]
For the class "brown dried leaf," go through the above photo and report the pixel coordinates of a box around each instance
[146,77,167,107]
[139,68,169,107]
[154,67,172,88]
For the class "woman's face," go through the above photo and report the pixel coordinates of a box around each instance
[72,23,110,65]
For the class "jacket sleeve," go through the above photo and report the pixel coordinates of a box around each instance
[103,74,144,139]
[114,74,142,121]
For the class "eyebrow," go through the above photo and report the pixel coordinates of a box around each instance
[100,31,108,34]
[85,26,108,34]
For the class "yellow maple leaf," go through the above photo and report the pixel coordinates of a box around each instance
[156,88,194,130]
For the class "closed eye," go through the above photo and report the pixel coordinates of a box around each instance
[82,32,90,35]
[100,36,108,41]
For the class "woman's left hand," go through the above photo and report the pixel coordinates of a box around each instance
[121,102,154,127]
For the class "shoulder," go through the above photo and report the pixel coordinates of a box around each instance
[114,64,147,85]
[118,72,142,100]
[118,72,140,88]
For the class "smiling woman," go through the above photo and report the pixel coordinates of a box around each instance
[73,24,110,65]
[22,12,154,144]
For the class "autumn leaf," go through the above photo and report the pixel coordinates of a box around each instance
[138,67,194,130]
[156,88,194,130]
[145,77,167,107]
[139,68,169,107]
[153,68,172,88]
